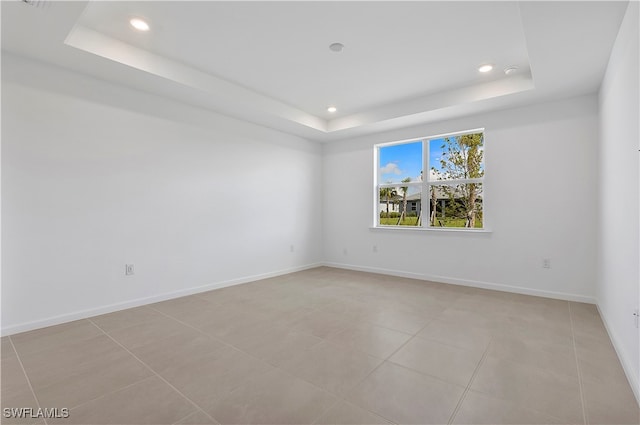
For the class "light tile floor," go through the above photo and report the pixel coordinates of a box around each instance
[2,267,639,424]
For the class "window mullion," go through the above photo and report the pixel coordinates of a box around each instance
[430,178,483,185]
[376,129,484,229]
[422,139,429,228]
[379,182,422,189]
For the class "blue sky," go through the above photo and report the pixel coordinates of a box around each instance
[429,138,446,172]
[379,138,447,183]
[378,141,422,183]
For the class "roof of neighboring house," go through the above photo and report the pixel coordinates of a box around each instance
[380,195,401,202]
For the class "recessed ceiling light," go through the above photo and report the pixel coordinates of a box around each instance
[478,64,493,73]
[504,66,518,75]
[329,43,344,53]
[327,106,337,113]
[130,18,150,31]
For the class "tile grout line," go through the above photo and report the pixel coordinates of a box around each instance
[325,315,440,425]
[7,271,606,425]
[63,375,158,414]
[291,299,419,425]
[309,397,342,425]
[446,336,492,425]
[7,335,49,425]
[321,297,464,425]
[86,319,219,425]
[145,305,350,414]
[150,301,409,425]
[151,301,366,394]
[151,294,392,425]
[568,302,589,425]
[171,410,204,425]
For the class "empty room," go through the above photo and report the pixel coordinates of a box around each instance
[1,1,639,424]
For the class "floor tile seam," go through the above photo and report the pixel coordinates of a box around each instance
[359,353,471,397]
[299,352,391,409]
[411,333,489,353]
[148,304,346,409]
[573,330,622,347]
[464,376,585,424]
[568,302,589,425]
[478,355,581,382]
[308,396,343,425]
[8,336,49,425]
[146,305,285,362]
[357,316,439,375]
[465,336,586,422]
[16,332,142,373]
[405,329,492,358]
[146,304,252,350]
[270,349,383,402]
[479,329,584,373]
[86,319,220,425]
[357,316,427,337]
[291,312,372,338]
[446,333,492,425]
[310,335,389,362]
[367,306,442,336]
[8,321,104,359]
[455,387,570,425]
[483,335,582,379]
[222,354,338,400]
[333,359,441,425]
[192,346,358,424]
[373,321,425,362]
[425,317,502,335]
[171,411,195,425]
[93,309,193,337]
[171,408,215,425]
[319,398,400,425]
[147,303,322,366]
[64,374,157,414]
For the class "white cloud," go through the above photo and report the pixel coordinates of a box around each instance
[380,162,402,175]
[429,168,442,180]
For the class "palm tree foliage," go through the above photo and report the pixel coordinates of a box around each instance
[379,186,398,219]
[435,133,484,228]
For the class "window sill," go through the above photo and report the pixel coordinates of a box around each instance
[370,226,492,234]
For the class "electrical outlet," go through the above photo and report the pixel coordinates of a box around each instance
[542,258,551,269]
[373,245,378,253]
[343,248,348,256]
[290,245,294,253]
[125,264,134,276]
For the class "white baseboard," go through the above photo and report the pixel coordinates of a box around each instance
[596,304,640,405]
[2,260,598,335]
[322,261,598,304]
[326,261,639,403]
[1,262,322,336]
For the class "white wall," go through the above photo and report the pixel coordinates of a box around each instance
[324,95,599,302]
[597,1,639,400]
[1,54,323,335]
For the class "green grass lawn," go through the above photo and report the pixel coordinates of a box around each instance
[379,216,483,228]
[431,217,483,228]
[380,217,419,226]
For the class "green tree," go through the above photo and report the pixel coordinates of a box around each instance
[379,186,398,219]
[398,177,412,223]
[430,186,438,226]
[437,133,484,227]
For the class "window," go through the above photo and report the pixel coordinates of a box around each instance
[375,129,484,229]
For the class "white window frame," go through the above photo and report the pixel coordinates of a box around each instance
[374,128,486,231]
